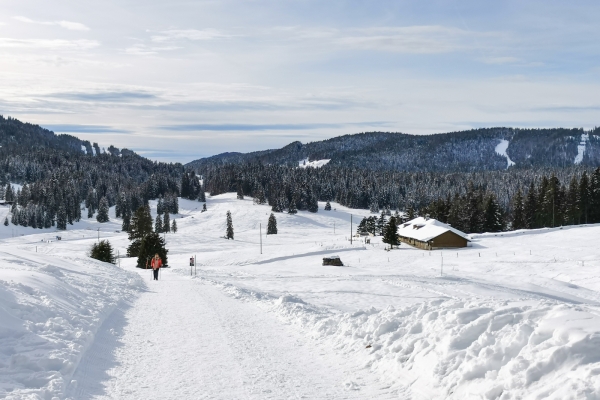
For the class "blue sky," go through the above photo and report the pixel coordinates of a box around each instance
[1,0,599,162]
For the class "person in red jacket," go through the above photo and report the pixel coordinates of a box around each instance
[151,253,162,280]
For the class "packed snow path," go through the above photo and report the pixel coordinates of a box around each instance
[68,267,393,400]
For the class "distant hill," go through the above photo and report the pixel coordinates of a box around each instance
[187,128,600,172]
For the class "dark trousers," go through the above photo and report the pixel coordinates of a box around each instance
[153,269,159,280]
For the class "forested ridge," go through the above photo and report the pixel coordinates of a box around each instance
[188,127,600,172]
[0,115,204,230]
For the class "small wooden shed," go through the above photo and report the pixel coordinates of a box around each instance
[397,217,469,250]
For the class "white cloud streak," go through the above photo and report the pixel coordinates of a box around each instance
[0,38,99,49]
[150,29,229,42]
[13,16,90,31]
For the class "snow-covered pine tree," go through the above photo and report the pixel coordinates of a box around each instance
[237,183,244,200]
[288,198,297,215]
[157,195,164,215]
[267,213,277,234]
[376,212,386,236]
[122,212,131,232]
[524,182,537,229]
[97,197,109,223]
[57,206,67,230]
[483,194,504,232]
[155,214,163,233]
[163,212,170,233]
[370,199,379,214]
[511,189,525,230]
[226,210,234,239]
[171,219,177,233]
[382,216,400,249]
[324,201,331,211]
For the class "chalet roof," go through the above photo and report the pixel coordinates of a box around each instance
[397,217,470,242]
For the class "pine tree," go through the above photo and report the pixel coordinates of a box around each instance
[324,201,331,211]
[237,182,244,200]
[90,240,116,264]
[511,188,525,230]
[3,217,7,226]
[163,212,170,233]
[382,216,400,249]
[483,194,504,232]
[226,210,234,239]
[155,214,163,233]
[376,212,386,236]
[157,196,164,215]
[580,172,590,224]
[288,197,297,215]
[202,203,207,212]
[122,212,131,232]
[127,205,153,257]
[96,197,109,223]
[171,220,177,233]
[267,213,277,234]
[307,194,318,213]
[57,206,67,230]
[136,232,168,269]
[524,182,537,229]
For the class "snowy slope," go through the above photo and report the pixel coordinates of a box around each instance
[2,194,600,398]
[574,133,589,164]
[495,139,515,169]
[298,158,331,168]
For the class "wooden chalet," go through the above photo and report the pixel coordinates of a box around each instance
[397,217,470,250]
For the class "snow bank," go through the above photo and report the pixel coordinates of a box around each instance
[495,139,515,169]
[299,158,331,168]
[0,249,142,399]
[209,280,600,399]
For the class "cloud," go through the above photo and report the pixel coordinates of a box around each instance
[13,16,90,31]
[0,38,99,49]
[46,90,158,102]
[124,44,181,55]
[151,29,229,42]
[332,26,472,54]
[43,124,131,134]
[158,122,390,131]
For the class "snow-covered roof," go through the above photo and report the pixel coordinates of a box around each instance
[397,217,470,242]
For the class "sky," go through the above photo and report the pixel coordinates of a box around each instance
[1,1,600,163]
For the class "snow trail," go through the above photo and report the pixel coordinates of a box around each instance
[495,139,515,168]
[574,133,589,164]
[69,266,393,399]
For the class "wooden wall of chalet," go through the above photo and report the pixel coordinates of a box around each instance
[399,230,467,250]
[429,231,468,249]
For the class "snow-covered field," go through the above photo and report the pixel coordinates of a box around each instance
[1,194,600,399]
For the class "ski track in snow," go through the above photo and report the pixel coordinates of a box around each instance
[574,133,589,164]
[69,268,393,400]
[495,139,515,168]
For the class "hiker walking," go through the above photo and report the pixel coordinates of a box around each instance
[151,253,162,280]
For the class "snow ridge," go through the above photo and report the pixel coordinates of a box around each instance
[213,279,600,399]
[574,133,589,164]
[495,139,515,169]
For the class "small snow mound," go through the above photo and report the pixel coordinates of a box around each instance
[298,158,331,168]
[277,294,306,305]
[343,380,361,391]
[574,133,589,164]
[495,139,515,168]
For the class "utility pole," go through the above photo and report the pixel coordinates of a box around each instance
[97,227,100,242]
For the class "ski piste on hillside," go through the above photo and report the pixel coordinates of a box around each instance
[1,194,600,399]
